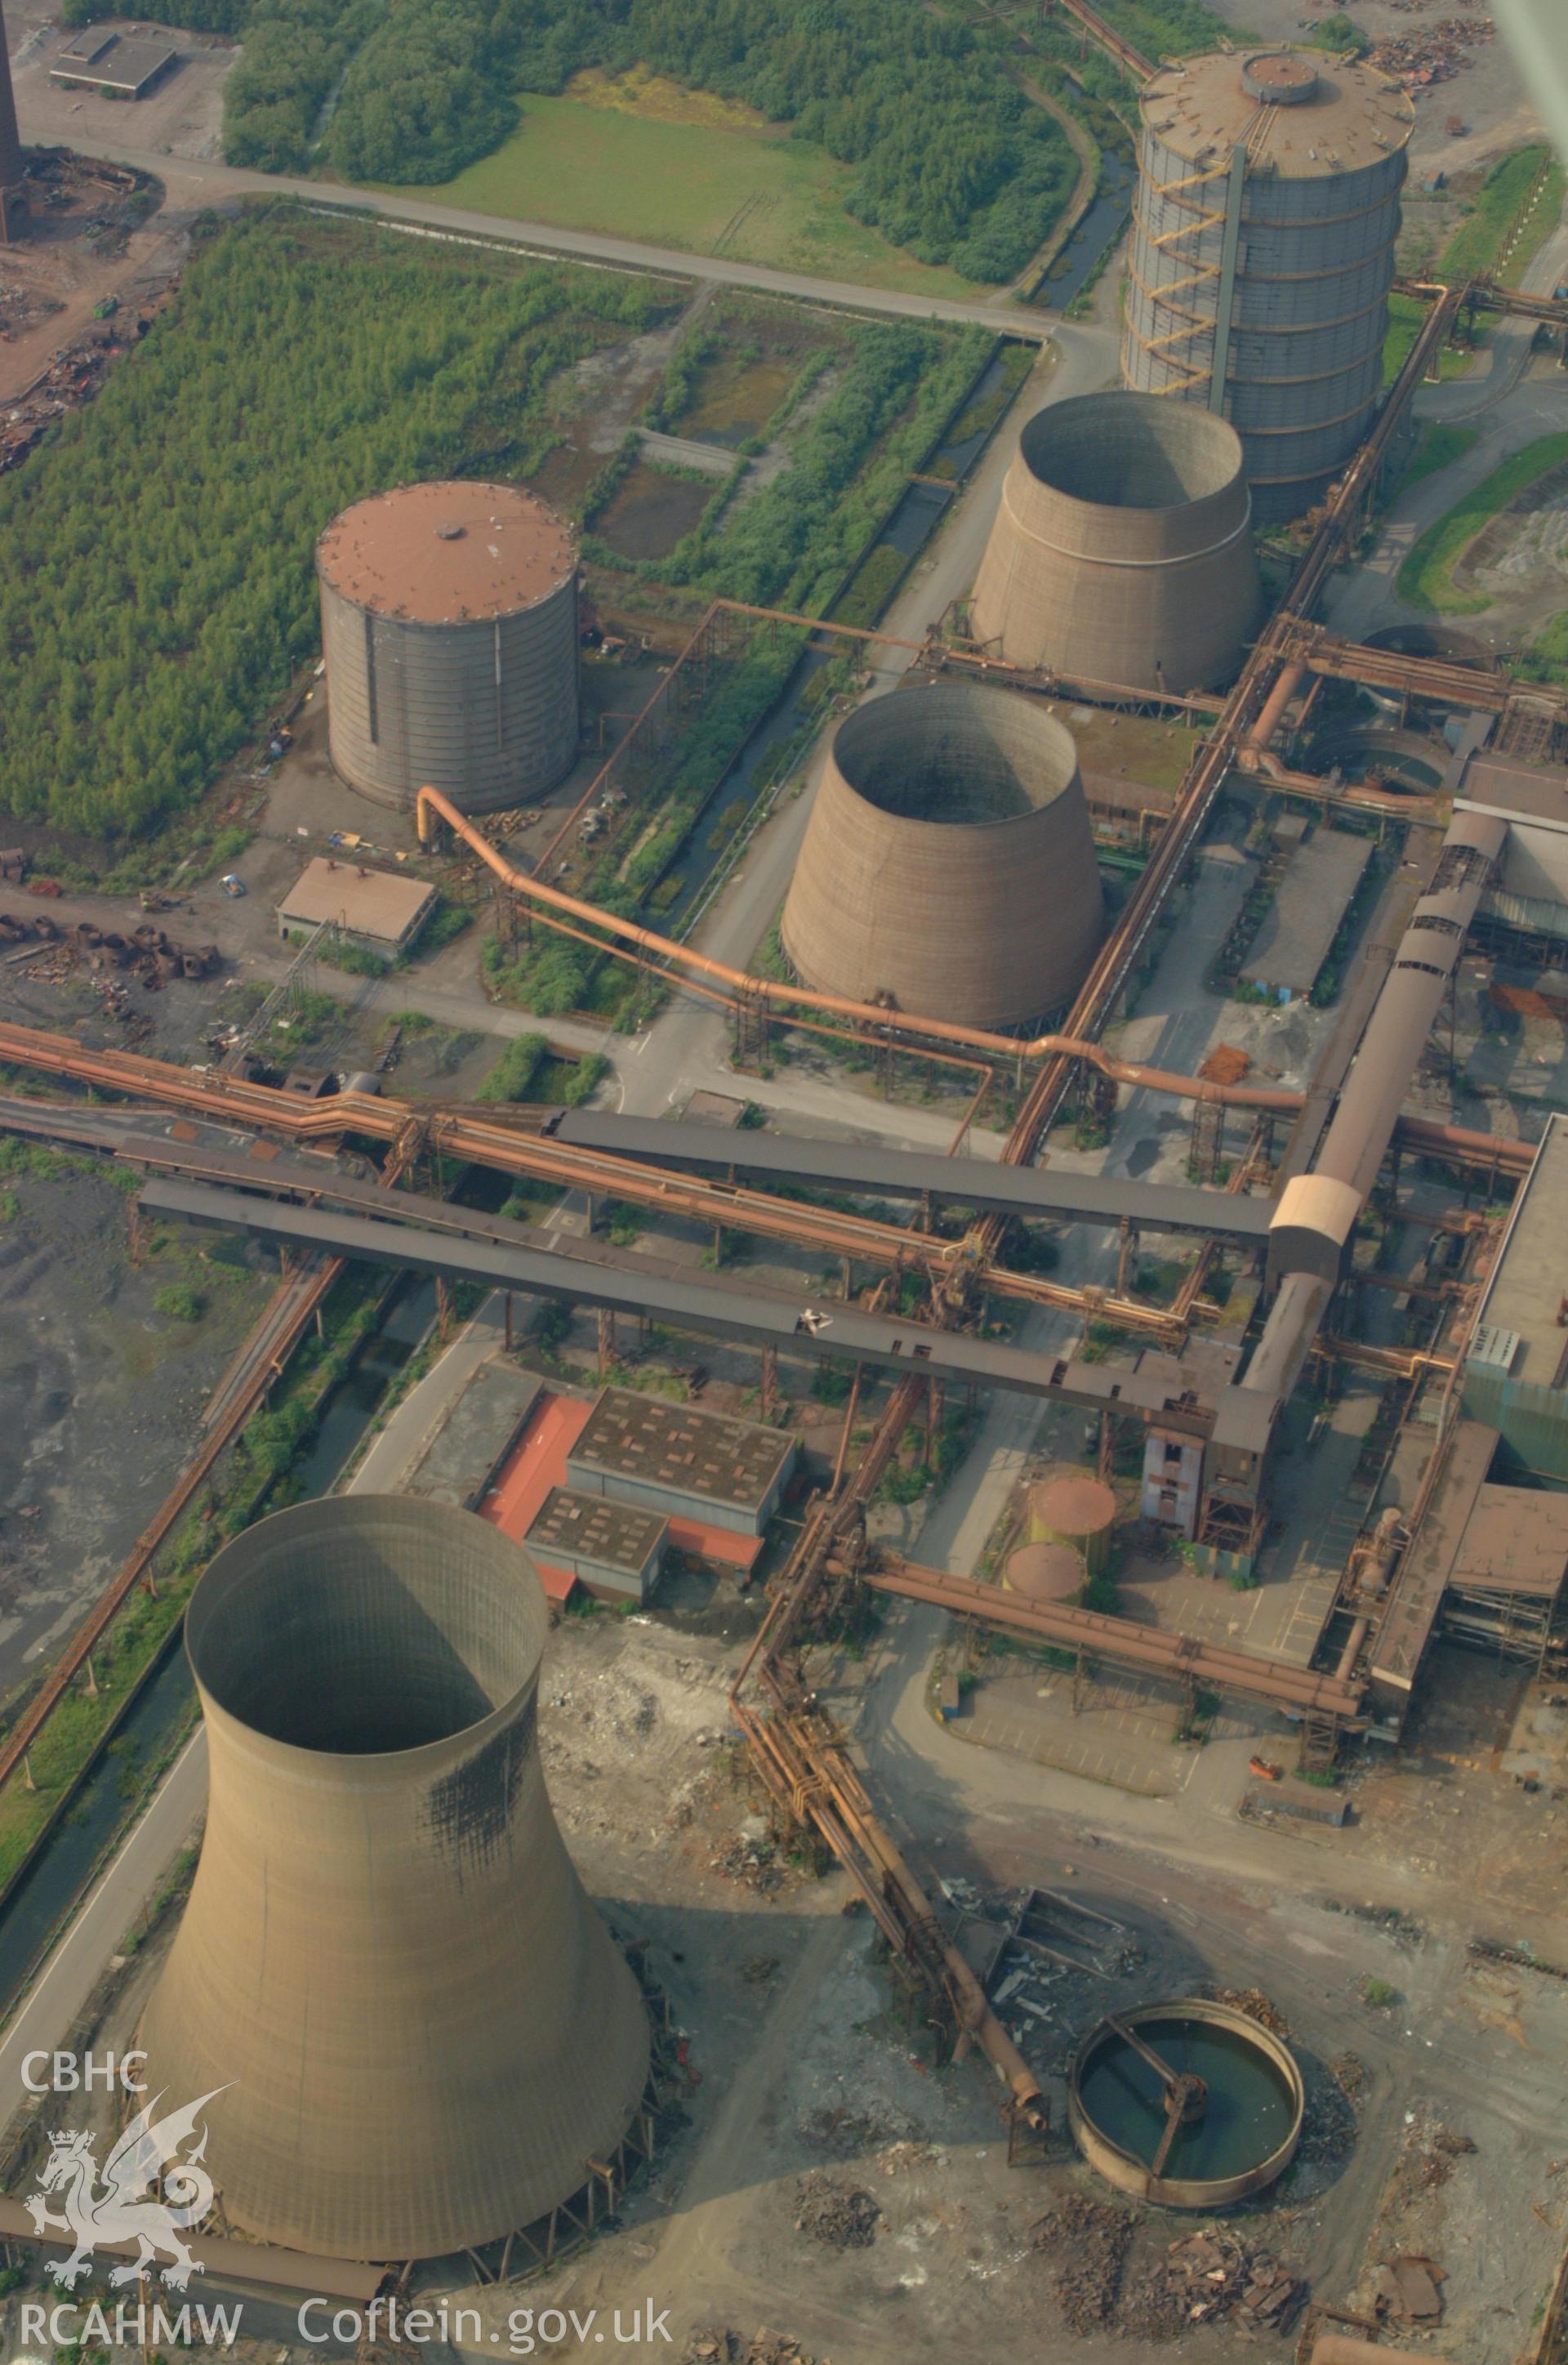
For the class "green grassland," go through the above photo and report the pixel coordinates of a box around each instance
[373,95,988,300]
[1442,144,1566,287]
[1396,432,1568,613]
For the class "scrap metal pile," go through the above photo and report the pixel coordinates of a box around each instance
[0,910,220,988]
[1363,11,1494,90]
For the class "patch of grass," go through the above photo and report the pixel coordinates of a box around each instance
[1441,144,1566,285]
[475,1033,550,1104]
[1398,421,1479,496]
[1517,608,1568,689]
[1396,432,1568,613]
[380,96,987,301]
[152,1282,203,1323]
[1381,291,1478,389]
[1361,1975,1398,2009]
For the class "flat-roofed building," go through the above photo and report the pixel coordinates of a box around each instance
[51,29,177,95]
[566,1387,796,1537]
[524,1486,667,1604]
[1463,1115,1568,1479]
[277,856,435,957]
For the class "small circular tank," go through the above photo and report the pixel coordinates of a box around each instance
[1069,1997,1305,2207]
[970,392,1262,694]
[1028,1466,1117,1577]
[317,480,580,814]
[1004,1541,1085,1603]
[780,680,1105,1029]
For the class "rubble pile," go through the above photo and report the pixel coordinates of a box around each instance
[794,2171,880,2250]
[1373,2255,1446,2323]
[1364,13,1494,90]
[1330,2050,1366,2102]
[686,2335,826,2365]
[1211,1986,1291,2038]
[1032,2193,1134,2335]
[1124,2230,1306,2339]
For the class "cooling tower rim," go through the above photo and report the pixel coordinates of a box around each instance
[185,1494,548,1771]
[829,680,1083,836]
[1016,393,1249,520]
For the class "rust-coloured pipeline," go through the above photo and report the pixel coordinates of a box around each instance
[415,788,1298,1110]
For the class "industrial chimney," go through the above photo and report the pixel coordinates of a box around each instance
[139,1496,651,2261]
[0,0,28,243]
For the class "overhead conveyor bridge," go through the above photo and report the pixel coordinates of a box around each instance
[139,1175,1233,1437]
[550,1112,1277,1242]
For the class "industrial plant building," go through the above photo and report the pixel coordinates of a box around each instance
[782,680,1105,1027]
[316,480,581,814]
[969,392,1262,693]
[276,855,436,957]
[566,1386,797,1539]
[139,1495,651,2261]
[524,1484,668,1603]
[1463,1117,1568,1480]
[49,28,177,96]
[1122,51,1414,521]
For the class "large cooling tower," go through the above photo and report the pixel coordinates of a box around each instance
[0,1,26,243]
[139,1497,650,2261]
[781,680,1103,1028]
[969,392,1261,694]
[1123,51,1414,522]
[318,480,580,814]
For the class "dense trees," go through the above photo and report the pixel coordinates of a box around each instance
[0,215,657,837]
[210,0,1073,279]
[327,0,519,182]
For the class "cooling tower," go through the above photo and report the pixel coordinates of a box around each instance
[0,1,26,243]
[1123,51,1414,523]
[969,392,1261,693]
[139,1497,650,2261]
[780,680,1103,1029]
[318,480,580,814]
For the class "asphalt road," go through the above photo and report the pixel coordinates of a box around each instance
[32,128,1054,344]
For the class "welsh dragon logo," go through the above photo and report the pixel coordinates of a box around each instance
[25,2088,229,2291]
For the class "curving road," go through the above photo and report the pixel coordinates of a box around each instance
[22,123,1054,342]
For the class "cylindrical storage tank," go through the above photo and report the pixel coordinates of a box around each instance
[139,1496,650,2260]
[1027,1466,1117,1577]
[1004,1541,1085,1603]
[317,480,580,814]
[780,681,1104,1029]
[1122,51,1414,523]
[969,392,1261,694]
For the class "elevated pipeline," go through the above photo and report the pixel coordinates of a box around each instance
[413,789,1300,1111]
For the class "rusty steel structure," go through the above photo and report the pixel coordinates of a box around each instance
[140,1497,651,2260]
[1124,51,1414,521]
[969,393,1262,694]
[781,680,1106,1027]
[0,0,24,243]
[1042,0,1155,82]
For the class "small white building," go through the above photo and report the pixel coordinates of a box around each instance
[277,857,436,957]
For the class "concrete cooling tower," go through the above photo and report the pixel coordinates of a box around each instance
[0,1,27,243]
[1123,50,1414,522]
[317,480,580,814]
[969,392,1261,694]
[139,1496,650,2262]
[780,680,1104,1029]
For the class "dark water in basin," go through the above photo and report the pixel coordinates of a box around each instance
[1078,2016,1296,2181]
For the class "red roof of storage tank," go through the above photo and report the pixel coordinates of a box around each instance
[315,480,577,624]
